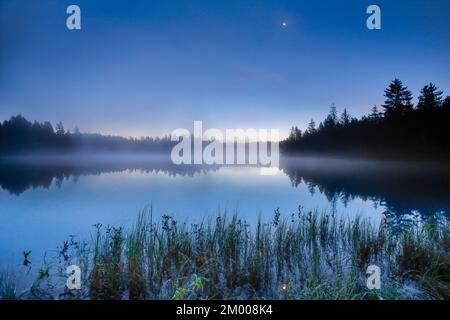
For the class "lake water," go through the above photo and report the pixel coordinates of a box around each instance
[1,155,449,268]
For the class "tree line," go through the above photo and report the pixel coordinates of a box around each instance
[0,115,175,154]
[281,79,450,160]
[2,79,449,159]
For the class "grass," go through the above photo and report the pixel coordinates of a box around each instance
[0,271,17,300]
[2,208,449,300]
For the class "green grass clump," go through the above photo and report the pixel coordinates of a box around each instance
[0,272,17,300]
[396,218,450,299]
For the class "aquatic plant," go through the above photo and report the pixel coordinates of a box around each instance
[9,209,450,300]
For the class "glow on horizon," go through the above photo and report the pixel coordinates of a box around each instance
[96,127,290,141]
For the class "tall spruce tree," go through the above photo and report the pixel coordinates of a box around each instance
[340,108,351,126]
[417,83,443,111]
[288,126,302,141]
[323,104,338,128]
[382,79,413,115]
[306,119,316,135]
[55,121,65,136]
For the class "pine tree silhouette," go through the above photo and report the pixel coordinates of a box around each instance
[55,121,65,136]
[382,79,413,115]
[306,119,316,135]
[417,83,443,111]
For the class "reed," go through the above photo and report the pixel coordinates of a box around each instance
[6,209,450,300]
[0,271,17,300]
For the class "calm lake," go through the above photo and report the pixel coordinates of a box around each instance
[1,154,449,268]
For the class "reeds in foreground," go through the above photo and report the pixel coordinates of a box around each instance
[2,209,449,300]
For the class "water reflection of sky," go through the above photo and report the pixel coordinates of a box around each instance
[0,167,384,267]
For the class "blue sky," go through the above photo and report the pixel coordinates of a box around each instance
[1,0,449,138]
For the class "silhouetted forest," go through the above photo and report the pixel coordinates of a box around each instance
[281,79,450,160]
[2,79,450,160]
[0,115,175,154]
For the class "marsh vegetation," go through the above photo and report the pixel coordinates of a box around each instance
[2,209,449,300]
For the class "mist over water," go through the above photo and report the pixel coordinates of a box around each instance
[1,154,449,269]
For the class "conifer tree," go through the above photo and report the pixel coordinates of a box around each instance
[306,119,316,135]
[382,79,413,115]
[417,83,443,111]
[55,121,65,136]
